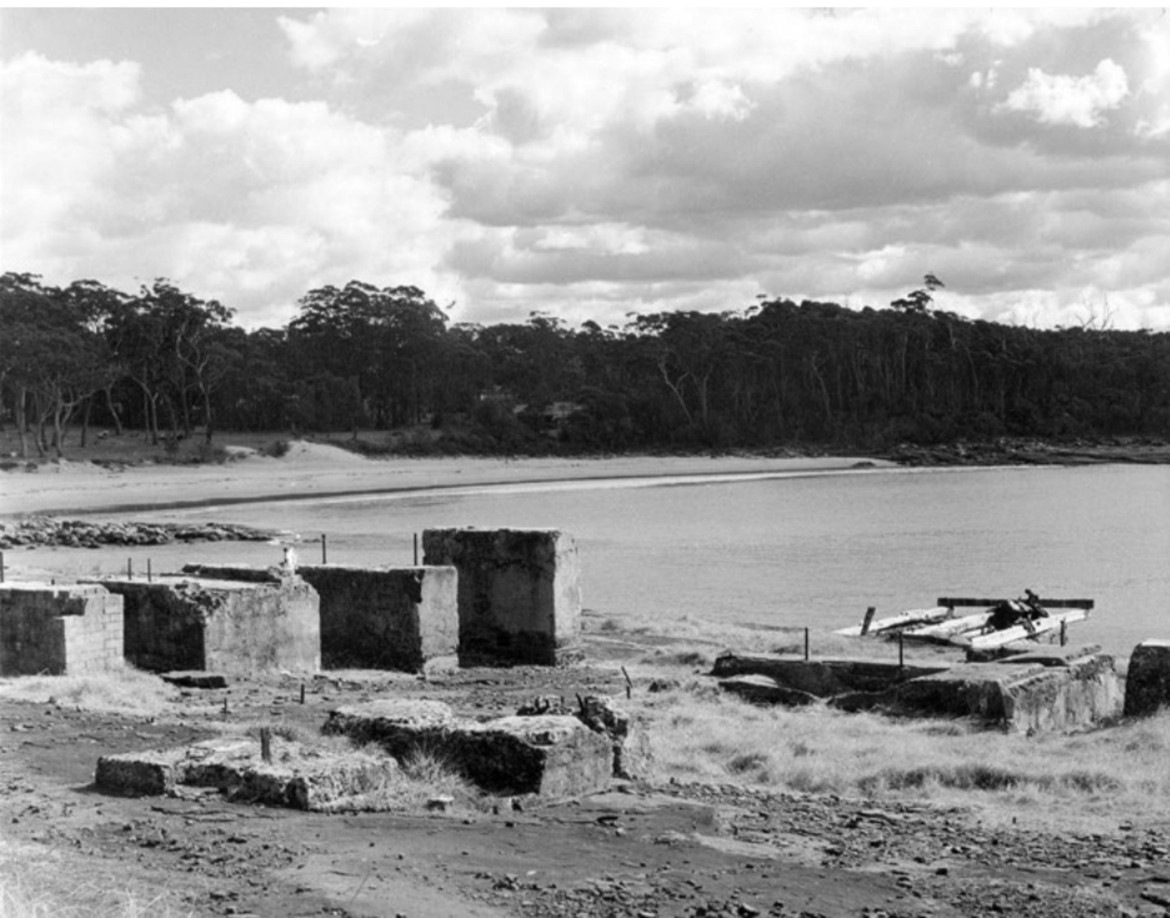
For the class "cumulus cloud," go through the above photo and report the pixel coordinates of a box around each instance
[3,9,1168,331]
[999,58,1129,128]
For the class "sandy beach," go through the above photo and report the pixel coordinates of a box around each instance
[0,441,891,518]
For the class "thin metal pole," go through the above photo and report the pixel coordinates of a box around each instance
[1060,620,1067,647]
[413,533,419,566]
[804,627,810,662]
[899,632,905,670]
[0,551,5,583]
[127,558,133,579]
[321,533,327,564]
[147,558,152,582]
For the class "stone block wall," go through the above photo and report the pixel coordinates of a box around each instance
[92,576,319,675]
[0,583,124,676]
[422,527,582,665]
[1124,639,1170,717]
[296,565,458,672]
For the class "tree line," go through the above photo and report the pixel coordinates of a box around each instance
[2,271,1168,459]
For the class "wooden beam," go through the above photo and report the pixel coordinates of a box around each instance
[937,597,1094,610]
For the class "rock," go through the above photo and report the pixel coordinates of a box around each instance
[159,671,229,689]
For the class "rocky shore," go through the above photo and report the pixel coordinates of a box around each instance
[0,518,279,550]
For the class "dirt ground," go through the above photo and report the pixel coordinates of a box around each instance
[3,630,1169,918]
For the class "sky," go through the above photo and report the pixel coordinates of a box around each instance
[2,7,1169,332]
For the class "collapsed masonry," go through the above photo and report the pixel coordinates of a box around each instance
[95,694,648,808]
[715,643,1129,733]
[423,527,583,666]
[0,583,124,676]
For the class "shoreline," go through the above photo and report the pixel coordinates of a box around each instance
[0,445,897,518]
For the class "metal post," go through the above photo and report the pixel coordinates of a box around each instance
[147,558,152,583]
[899,632,905,670]
[0,551,5,583]
[321,533,327,564]
[127,558,133,580]
[804,627,810,662]
[300,683,306,705]
[260,727,272,764]
[413,533,419,566]
[1060,620,1067,647]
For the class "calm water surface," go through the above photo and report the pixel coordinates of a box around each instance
[138,464,1170,657]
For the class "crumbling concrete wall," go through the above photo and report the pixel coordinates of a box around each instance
[0,583,123,675]
[1124,640,1170,717]
[422,527,582,665]
[893,648,1123,732]
[93,576,319,675]
[296,565,457,672]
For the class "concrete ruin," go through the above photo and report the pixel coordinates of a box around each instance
[1123,639,1170,717]
[91,575,319,675]
[298,565,458,672]
[713,645,1124,733]
[893,645,1123,732]
[323,698,618,797]
[0,583,124,676]
[183,563,459,673]
[422,527,583,665]
[95,736,396,811]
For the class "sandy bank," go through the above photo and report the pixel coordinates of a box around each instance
[0,441,893,517]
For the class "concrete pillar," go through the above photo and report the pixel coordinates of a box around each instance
[1123,639,1170,717]
[296,564,458,672]
[0,583,124,676]
[92,576,319,675]
[422,528,582,666]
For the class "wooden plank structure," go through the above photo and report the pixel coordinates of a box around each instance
[837,594,1094,650]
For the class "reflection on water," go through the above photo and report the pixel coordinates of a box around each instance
[76,465,1170,656]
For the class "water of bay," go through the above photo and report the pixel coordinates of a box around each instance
[155,464,1168,658]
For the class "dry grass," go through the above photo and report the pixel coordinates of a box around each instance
[0,839,193,918]
[0,667,179,716]
[635,681,1170,830]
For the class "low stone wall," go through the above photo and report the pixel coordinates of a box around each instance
[0,583,124,676]
[711,652,948,696]
[1123,640,1170,717]
[422,527,582,665]
[296,565,458,672]
[91,575,319,675]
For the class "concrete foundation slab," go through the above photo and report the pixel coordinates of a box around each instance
[0,583,124,675]
[325,700,614,797]
[422,527,582,666]
[1123,640,1170,717]
[894,652,1123,732]
[91,576,319,675]
[94,736,397,810]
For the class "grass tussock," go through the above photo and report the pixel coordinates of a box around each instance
[0,839,192,918]
[635,683,1170,824]
[0,667,178,716]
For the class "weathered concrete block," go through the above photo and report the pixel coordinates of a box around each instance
[711,652,947,696]
[1124,640,1170,717]
[90,576,319,675]
[422,528,582,665]
[296,565,458,672]
[324,700,613,797]
[894,652,1123,732]
[95,736,396,810]
[0,583,124,676]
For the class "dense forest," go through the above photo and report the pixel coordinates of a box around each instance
[2,271,1168,459]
